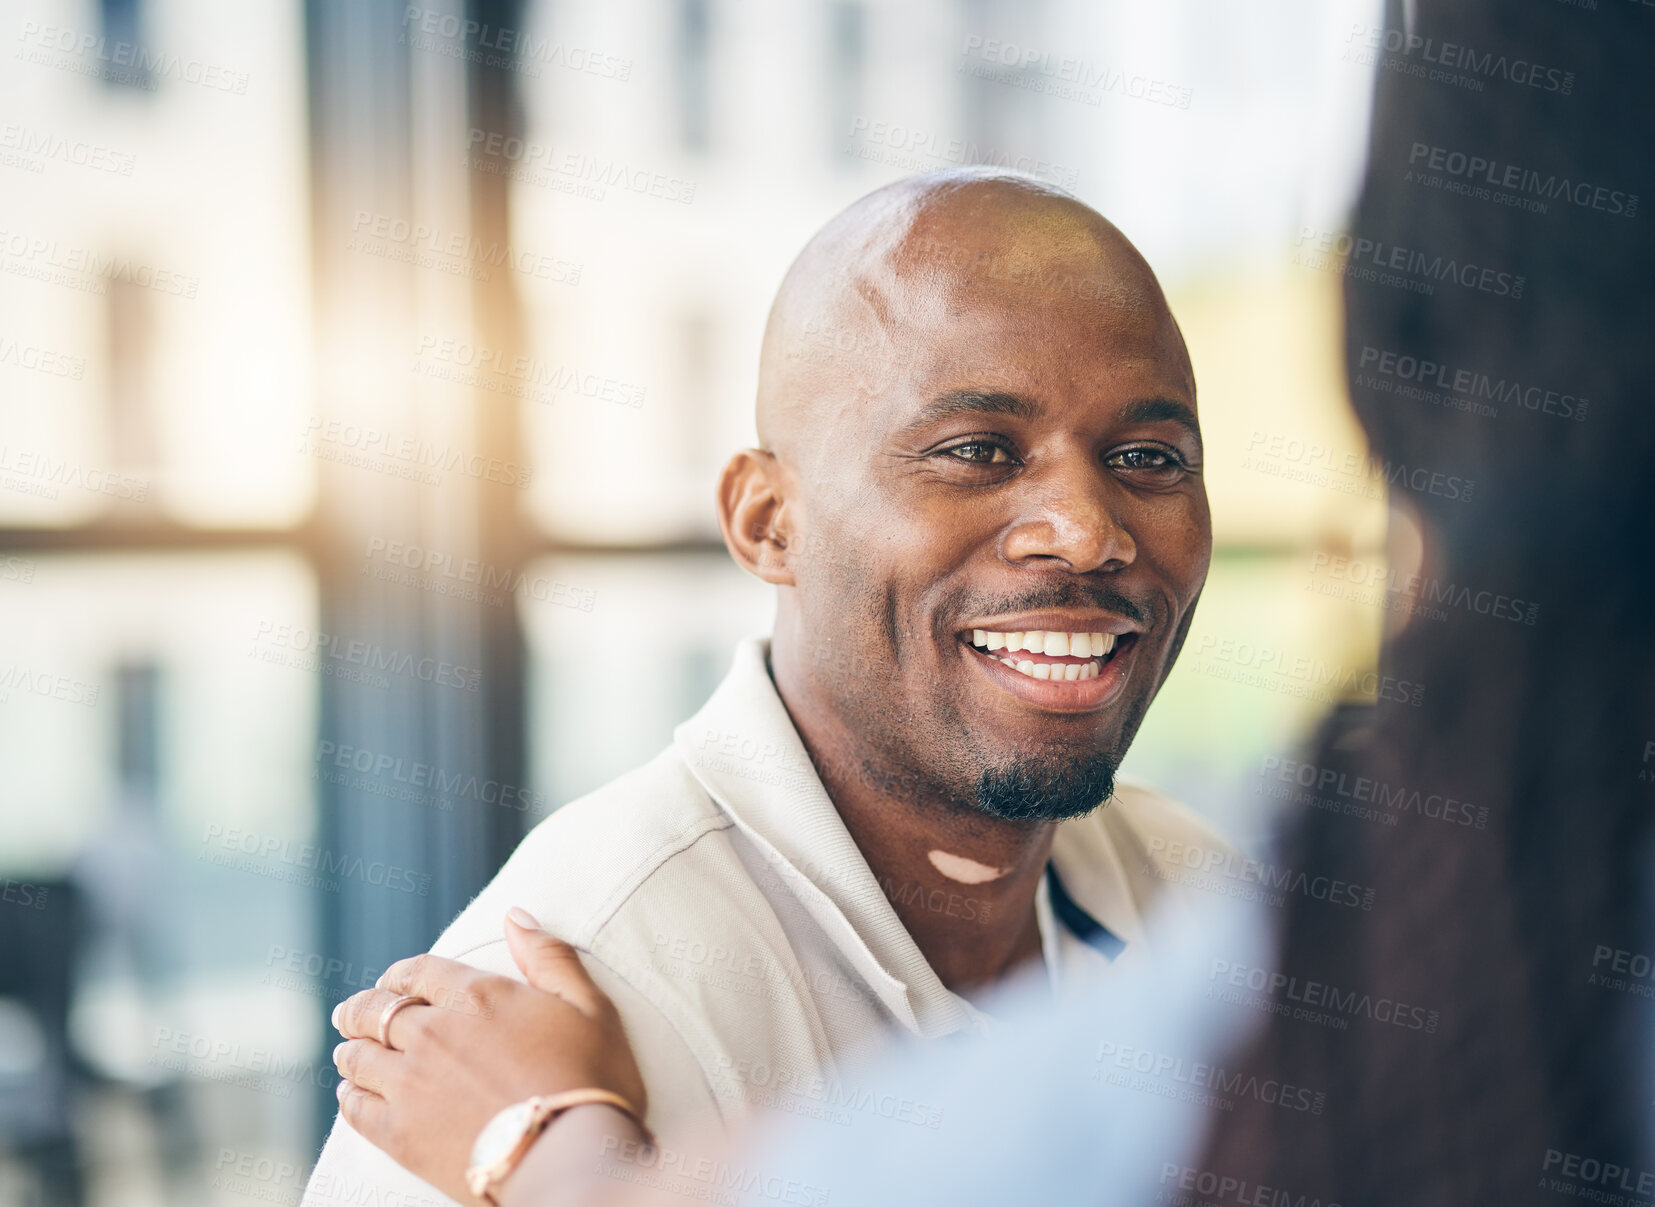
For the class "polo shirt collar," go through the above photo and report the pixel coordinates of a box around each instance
[674,638,1143,1036]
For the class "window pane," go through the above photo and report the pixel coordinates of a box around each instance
[0,551,320,1204]
[0,0,314,529]
[521,552,774,806]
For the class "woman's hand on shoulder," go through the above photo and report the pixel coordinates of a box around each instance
[330,908,648,1204]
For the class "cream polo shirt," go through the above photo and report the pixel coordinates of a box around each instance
[302,638,1233,1207]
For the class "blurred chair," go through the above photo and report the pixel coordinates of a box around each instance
[0,880,84,1206]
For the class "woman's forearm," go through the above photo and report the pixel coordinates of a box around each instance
[498,1104,656,1207]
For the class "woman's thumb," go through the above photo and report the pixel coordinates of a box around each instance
[503,906,606,1015]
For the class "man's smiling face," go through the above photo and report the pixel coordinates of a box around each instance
[753,174,1210,822]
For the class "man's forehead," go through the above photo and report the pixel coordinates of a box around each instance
[861,284,1195,409]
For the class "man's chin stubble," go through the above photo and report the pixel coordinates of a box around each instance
[970,753,1119,823]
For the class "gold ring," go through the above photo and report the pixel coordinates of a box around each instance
[378,994,427,1050]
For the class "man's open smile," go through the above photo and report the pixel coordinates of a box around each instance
[969,628,1119,680]
[955,613,1143,712]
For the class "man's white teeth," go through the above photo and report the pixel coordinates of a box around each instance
[971,629,1116,657]
[998,656,1101,680]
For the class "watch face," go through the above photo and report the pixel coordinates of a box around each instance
[472,1100,536,1169]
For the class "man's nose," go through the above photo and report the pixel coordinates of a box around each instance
[999,468,1137,574]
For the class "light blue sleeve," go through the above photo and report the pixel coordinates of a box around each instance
[734,895,1275,1207]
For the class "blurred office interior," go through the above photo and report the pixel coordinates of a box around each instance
[0,1,1388,1201]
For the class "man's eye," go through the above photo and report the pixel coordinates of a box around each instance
[1098,443,1191,483]
[944,441,1012,464]
[1107,447,1188,478]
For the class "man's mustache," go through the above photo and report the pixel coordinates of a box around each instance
[958,580,1152,629]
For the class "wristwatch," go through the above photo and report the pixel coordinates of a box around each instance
[465,1088,648,1205]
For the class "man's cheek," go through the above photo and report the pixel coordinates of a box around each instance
[1154,502,1214,618]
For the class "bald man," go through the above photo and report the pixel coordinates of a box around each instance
[304,168,1230,1207]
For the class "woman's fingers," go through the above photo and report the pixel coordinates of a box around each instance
[336,1078,390,1144]
[332,986,429,1049]
[333,1038,400,1097]
[503,906,610,1017]
[376,952,487,1012]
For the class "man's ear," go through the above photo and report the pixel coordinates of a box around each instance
[717,449,796,586]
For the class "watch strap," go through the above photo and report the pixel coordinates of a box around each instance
[466,1088,652,1204]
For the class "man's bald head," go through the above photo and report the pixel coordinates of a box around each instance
[756,167,1191,470]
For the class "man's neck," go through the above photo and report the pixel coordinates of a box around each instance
[769,653,1056,997]
[824,754,1055,998]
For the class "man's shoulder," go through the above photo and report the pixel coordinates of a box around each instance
[432,744,736,960]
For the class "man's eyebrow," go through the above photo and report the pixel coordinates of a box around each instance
[1120,397,1202,447]
[901,390,1040,432]
[898,390,1202,448]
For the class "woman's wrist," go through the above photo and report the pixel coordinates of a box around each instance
[495,1103,651,1207]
